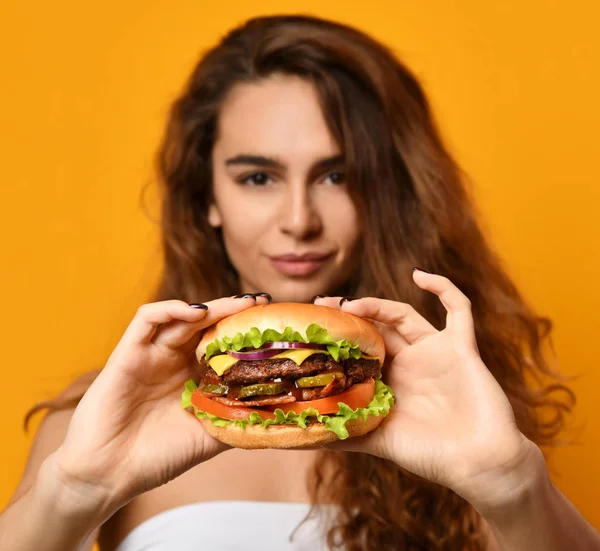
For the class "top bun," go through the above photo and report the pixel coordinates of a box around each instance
[196,302,385,364]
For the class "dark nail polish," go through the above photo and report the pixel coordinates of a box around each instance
[339,296,359,306]
[254,293,272,304]
[234,294,257,300]
[311,295,325,304]
[189,303,208,309]
[413,267,431,274]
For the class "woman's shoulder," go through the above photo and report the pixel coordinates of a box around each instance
[3,371,102,550]
[11,370,100,505]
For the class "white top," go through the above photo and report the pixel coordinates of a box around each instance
[115,501,336,551]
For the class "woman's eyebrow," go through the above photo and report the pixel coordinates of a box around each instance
[225,154,283,168]
[311,154,344,172]
[225,154,344,167]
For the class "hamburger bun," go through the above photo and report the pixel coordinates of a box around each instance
[191,302,389,449]
[196,302,385,364]
[196,409,386,449]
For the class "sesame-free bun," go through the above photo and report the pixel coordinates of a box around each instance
[196,302,385,364]
[195,409,386,449]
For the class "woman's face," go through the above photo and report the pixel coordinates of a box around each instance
[210,75,361,303]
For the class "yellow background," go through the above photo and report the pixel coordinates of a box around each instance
[1,0,599,528]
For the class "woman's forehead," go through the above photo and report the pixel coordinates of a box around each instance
[214,75,340,164]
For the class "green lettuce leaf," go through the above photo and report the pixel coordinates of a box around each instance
[181,378,395,440]
[204,323,362,362]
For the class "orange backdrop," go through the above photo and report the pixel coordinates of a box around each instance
[1,0,599,527]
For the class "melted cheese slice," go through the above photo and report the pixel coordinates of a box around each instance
[207,348,327,376]
[207,348,379,376]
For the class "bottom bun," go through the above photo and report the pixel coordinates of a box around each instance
[195,408,385,450]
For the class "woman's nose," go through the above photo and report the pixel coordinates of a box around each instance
[278,185,322,240]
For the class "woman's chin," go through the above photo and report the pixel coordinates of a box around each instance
[245,270,351,304]
[265,281,333,304]
[270,290,320,304]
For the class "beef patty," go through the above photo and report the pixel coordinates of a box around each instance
[197,353,381,388]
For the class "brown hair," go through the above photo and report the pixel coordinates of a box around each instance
[28,15,574,550]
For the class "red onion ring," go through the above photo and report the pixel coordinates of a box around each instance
[261,342,328,351]
[226,342,328,360]
[227,348,283,360]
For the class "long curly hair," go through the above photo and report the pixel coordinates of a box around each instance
[27,15,574,550]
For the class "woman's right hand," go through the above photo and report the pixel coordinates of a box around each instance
[46,295,262,516]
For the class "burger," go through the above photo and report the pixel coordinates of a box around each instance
[181,302,395,449]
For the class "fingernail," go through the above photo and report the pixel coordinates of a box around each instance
[254,293,272,304]
[189,303,208,309]
[311,295,325,304]
[234,294,257,300]
[339,296,359,306]
[413,267,431,274]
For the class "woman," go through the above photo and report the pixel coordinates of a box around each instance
[1,14,598,551]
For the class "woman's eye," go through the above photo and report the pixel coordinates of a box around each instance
[240,172,272,186]
[323,171,345,185]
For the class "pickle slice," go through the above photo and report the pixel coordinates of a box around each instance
[295,371,344,388]
[238,382,285,399]
[198,383,229,396]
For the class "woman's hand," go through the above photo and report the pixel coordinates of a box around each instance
[318,270,541,514]
[50,295,263,514]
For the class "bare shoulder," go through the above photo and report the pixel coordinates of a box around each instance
[9,371,98,494]
[8,370,99,505]
[3,372,101,550]
[479,516,500,551]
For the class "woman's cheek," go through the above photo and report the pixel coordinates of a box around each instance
[221,204,272,249]
[322,194,360,244]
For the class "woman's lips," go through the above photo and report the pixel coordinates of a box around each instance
[269,252,333,277]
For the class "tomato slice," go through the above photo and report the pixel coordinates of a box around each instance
[264,379,375,415]
[191,379,375,421]
[191,390,276,421]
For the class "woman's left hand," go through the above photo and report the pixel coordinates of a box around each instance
[317,269,542,514]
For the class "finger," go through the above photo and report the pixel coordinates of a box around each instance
[322,422,385,457]
[312,296,410,355]
[122,296,257,348]
[155,295,266,351]
[154,295,261,350]
[337,297,437,345]
[228,293,269,305]
[356,316,410,356]
[412,269,475,343]
[311,295,342,309]
[252,293,273,305]
[120,300,210,347]
[152,318,208,351]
